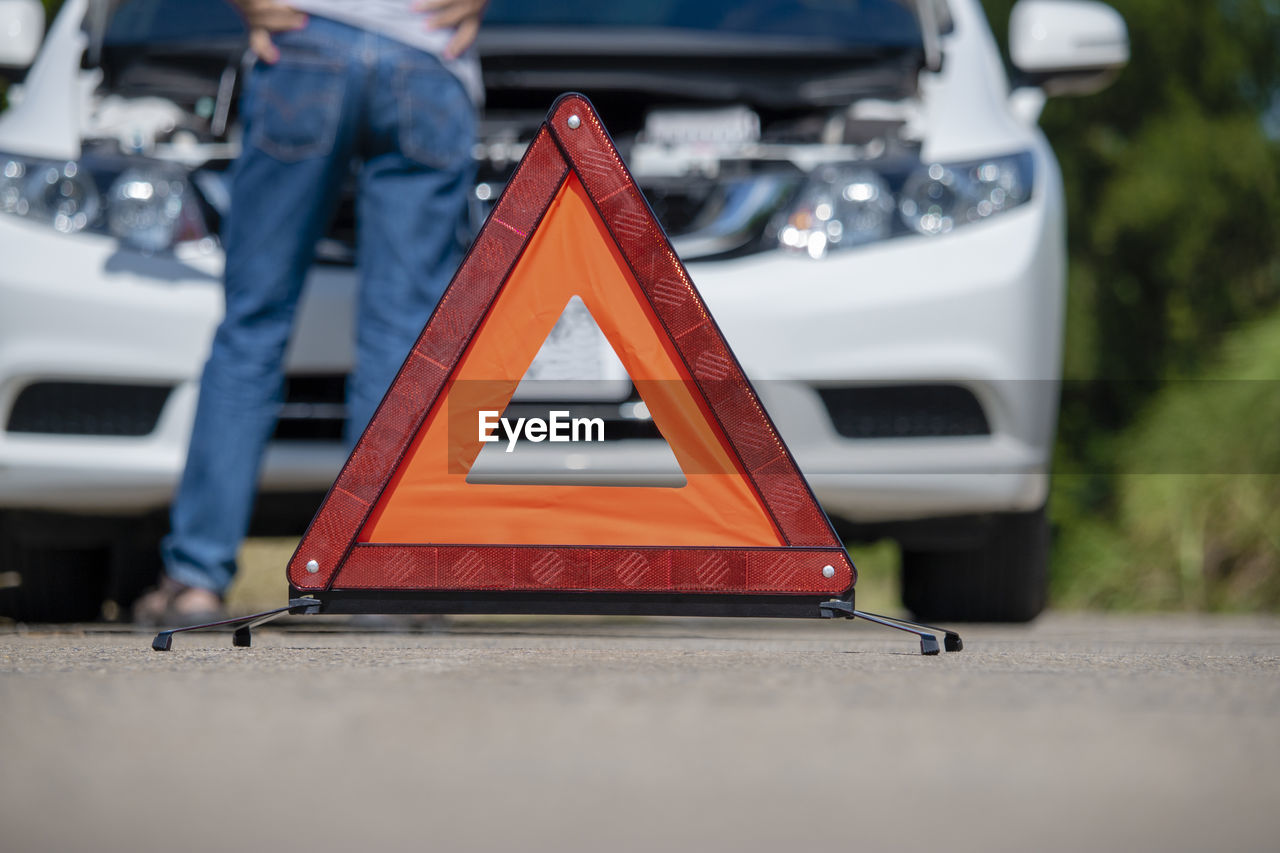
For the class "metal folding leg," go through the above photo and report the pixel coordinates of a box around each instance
[819,598,963,655]
[151,598,321,651]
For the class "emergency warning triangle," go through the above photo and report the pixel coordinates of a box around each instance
[288,94,855,597]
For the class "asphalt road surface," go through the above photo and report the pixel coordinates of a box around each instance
[2,613,1277,852]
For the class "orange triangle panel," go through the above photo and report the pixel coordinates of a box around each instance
[287,94,855,598]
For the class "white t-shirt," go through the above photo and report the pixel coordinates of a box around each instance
[287,0,483,105]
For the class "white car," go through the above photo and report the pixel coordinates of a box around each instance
[0,0,1126,621]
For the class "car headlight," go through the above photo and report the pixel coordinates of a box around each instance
[26,161,101,234]
[107,167,197,254]
[1,159,30,215]
[778,166,894,259]
[898,162,965,236]
[778,151,1034,257]
[0,153,209,253]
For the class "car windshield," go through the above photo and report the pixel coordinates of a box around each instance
[483,0,923,49]
[103,0,922,50]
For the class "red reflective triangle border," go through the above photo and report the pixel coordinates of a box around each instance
[287,93,856,597]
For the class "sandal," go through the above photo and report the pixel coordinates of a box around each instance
[133,576,224,627]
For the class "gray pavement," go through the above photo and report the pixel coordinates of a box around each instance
[2,613,1278,852]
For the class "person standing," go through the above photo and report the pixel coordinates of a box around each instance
[136,0,488,622]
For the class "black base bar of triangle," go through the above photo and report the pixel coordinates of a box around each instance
[818,598,963,655]
[150,598,321,651]
[150,590,962,656]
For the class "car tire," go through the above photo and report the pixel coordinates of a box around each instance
[901,506,1049,623]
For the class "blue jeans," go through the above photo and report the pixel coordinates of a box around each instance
[164,17,476,594]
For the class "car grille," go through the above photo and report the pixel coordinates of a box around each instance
[6,382,173,437]
[817,384,990,439]
[272,375,348,442]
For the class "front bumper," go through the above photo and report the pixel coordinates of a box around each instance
[0,217,354,513]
